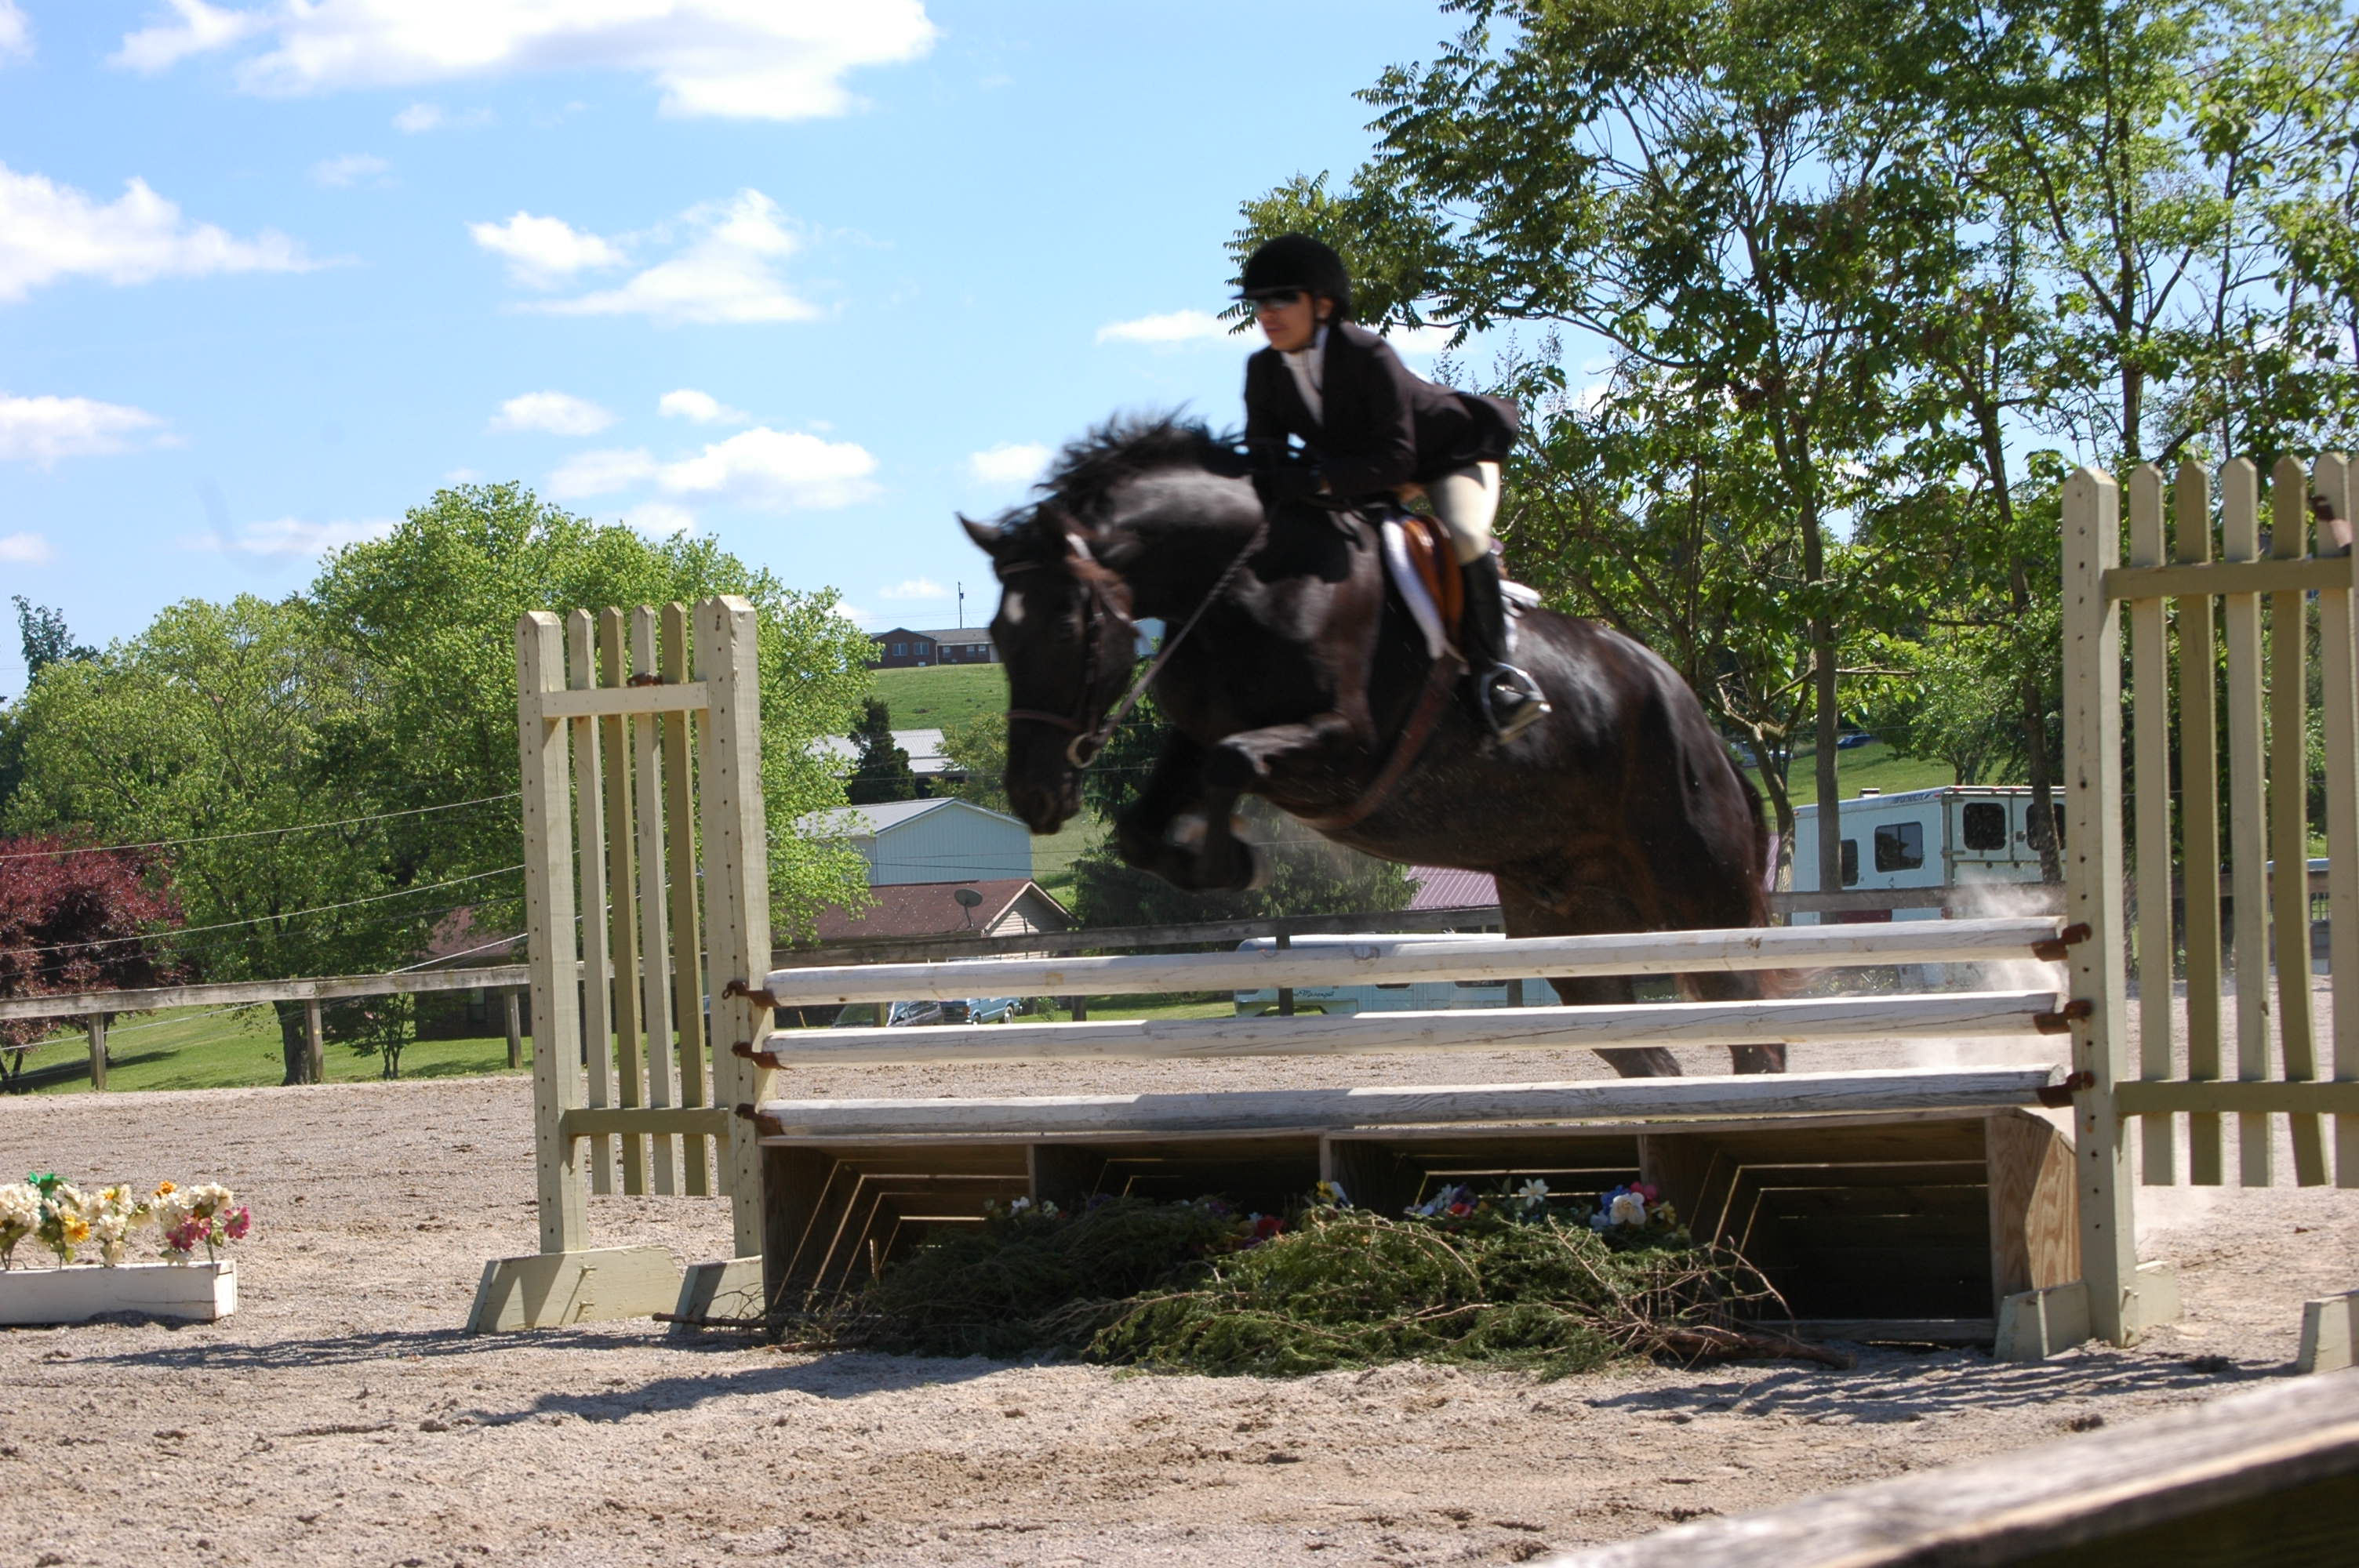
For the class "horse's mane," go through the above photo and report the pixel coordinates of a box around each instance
[1034,412,1233,523]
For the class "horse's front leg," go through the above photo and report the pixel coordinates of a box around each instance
[1203,711,1367,798]
[1111,733,1259,891]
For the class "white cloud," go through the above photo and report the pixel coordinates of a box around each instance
[1382,324,1463,358]
[392,101,491,133]
[0,532,53,564]
[878,577,947,601]
[532,191,813,325]
[0,162,314,304]
[467,211,623,289]
[965,441,1049,487]
[489,390,616,437]
[0,2,31,64]
[659,387,749,425]
[657,427,876,510]
[187,517,397,557]
[112,1,263,73]
[547,446,657,499]
[311,152,390,187]
[623,502,696,536]
[111,2,936,121]
[1096,308,1237,346]
[547,426,877,511]
[0,393,168,465]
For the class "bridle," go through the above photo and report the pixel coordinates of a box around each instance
[1001,518,1269,768]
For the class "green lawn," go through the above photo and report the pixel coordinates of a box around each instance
[1773,740,1961,807]
[868,662,1008,730]
[9,1005,528,1096]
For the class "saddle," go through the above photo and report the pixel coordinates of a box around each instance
[1379,510,1464,659]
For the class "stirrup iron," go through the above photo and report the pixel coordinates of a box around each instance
[1478,663,1549,741]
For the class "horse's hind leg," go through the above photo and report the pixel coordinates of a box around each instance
[1681,967,1787,1075]
[1498,874,1681,1078]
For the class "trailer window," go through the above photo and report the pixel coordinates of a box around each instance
[1874,821,1925,872]
[1962,802,2008,851]
[1840,839,1859,886]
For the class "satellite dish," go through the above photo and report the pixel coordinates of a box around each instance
[953,887,983,908]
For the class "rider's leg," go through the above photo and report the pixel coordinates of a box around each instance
[1429,463,1548,740]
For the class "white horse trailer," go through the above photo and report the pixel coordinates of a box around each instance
[1230,933,1554,1016]
[1787,786,2052,916]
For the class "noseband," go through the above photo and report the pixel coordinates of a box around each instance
[1001,520,1269,769]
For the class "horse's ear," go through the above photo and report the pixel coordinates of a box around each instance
[958,513,1004,555]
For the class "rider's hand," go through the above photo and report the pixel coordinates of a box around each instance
[1255,463,1329,506]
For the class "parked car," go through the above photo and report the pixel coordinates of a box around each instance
[1835,731,1876,750]
[961,996,1020,1023]
[829,1000,951,1028]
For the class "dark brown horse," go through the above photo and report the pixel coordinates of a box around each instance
[962,416,1780,1076]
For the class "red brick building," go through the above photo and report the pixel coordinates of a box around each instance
[867,626,997,668]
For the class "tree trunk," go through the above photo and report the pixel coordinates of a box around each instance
[273,999,308,1087]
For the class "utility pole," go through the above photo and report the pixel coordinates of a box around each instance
[957,582,964,628]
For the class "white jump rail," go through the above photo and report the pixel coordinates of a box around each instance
[742,989,2066,1067]
[753,1064,2064,1140]
[744,915,2074,1007]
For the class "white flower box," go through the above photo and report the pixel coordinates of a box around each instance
[0,1260,236,1326]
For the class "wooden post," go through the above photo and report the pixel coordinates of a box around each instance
[2127,465,2174,1188]
[85,1014,106,1091]
[696,597,774,1260]
[661,604,711,1197]
[2316,454,2359,1188]
[2174,461,2225,1185]
[631,608,679,1195]
[2063,465,2137,1345]
[2220,459,2273,1189]
[503,988,523,1071]
[567,611,616,1196]
[598,608,648,1194]
[2271,456,2324,1185]
[1275,927,1295,1017]
[304,997,325,1083]
[519,612,587,1255]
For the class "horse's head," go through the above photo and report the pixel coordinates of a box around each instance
[961,505,1139,834]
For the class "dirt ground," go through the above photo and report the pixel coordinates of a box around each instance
[2,1025,2354,1568]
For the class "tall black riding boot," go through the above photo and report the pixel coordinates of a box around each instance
[1459,554,1549,741]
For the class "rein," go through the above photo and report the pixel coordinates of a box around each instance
[1006,518,1269,769]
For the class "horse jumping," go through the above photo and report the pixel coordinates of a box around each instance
[964,417,1779,1076]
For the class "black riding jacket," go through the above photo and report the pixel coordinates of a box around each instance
[1243,321,1519,500]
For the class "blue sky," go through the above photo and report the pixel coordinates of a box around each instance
[0,0,1488,698]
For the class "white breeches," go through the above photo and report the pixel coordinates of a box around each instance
[1426,460,1501,564]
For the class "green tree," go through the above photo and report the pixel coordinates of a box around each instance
[938,711,1011,814]
[843,697,925,805]
[4,595,404,1082]
[306,482,876,939]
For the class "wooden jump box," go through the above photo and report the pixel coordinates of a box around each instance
[756,1087,2077,1341]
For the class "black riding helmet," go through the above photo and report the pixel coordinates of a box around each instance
[1237,234,1353,321]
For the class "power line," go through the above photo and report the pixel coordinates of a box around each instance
[0,793,522,862]
[1,863,525,959]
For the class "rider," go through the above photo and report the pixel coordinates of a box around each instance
[1237,234,1550,742]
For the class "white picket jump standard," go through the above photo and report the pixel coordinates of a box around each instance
[754,1064,2065,1140]
[756,916,2070,1005]
[751,989,2063,1066]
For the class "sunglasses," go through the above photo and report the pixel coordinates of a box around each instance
[1249,290,1306,310]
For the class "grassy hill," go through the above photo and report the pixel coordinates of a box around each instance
[867,662,1008,730]
[1776,741,1959,806]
